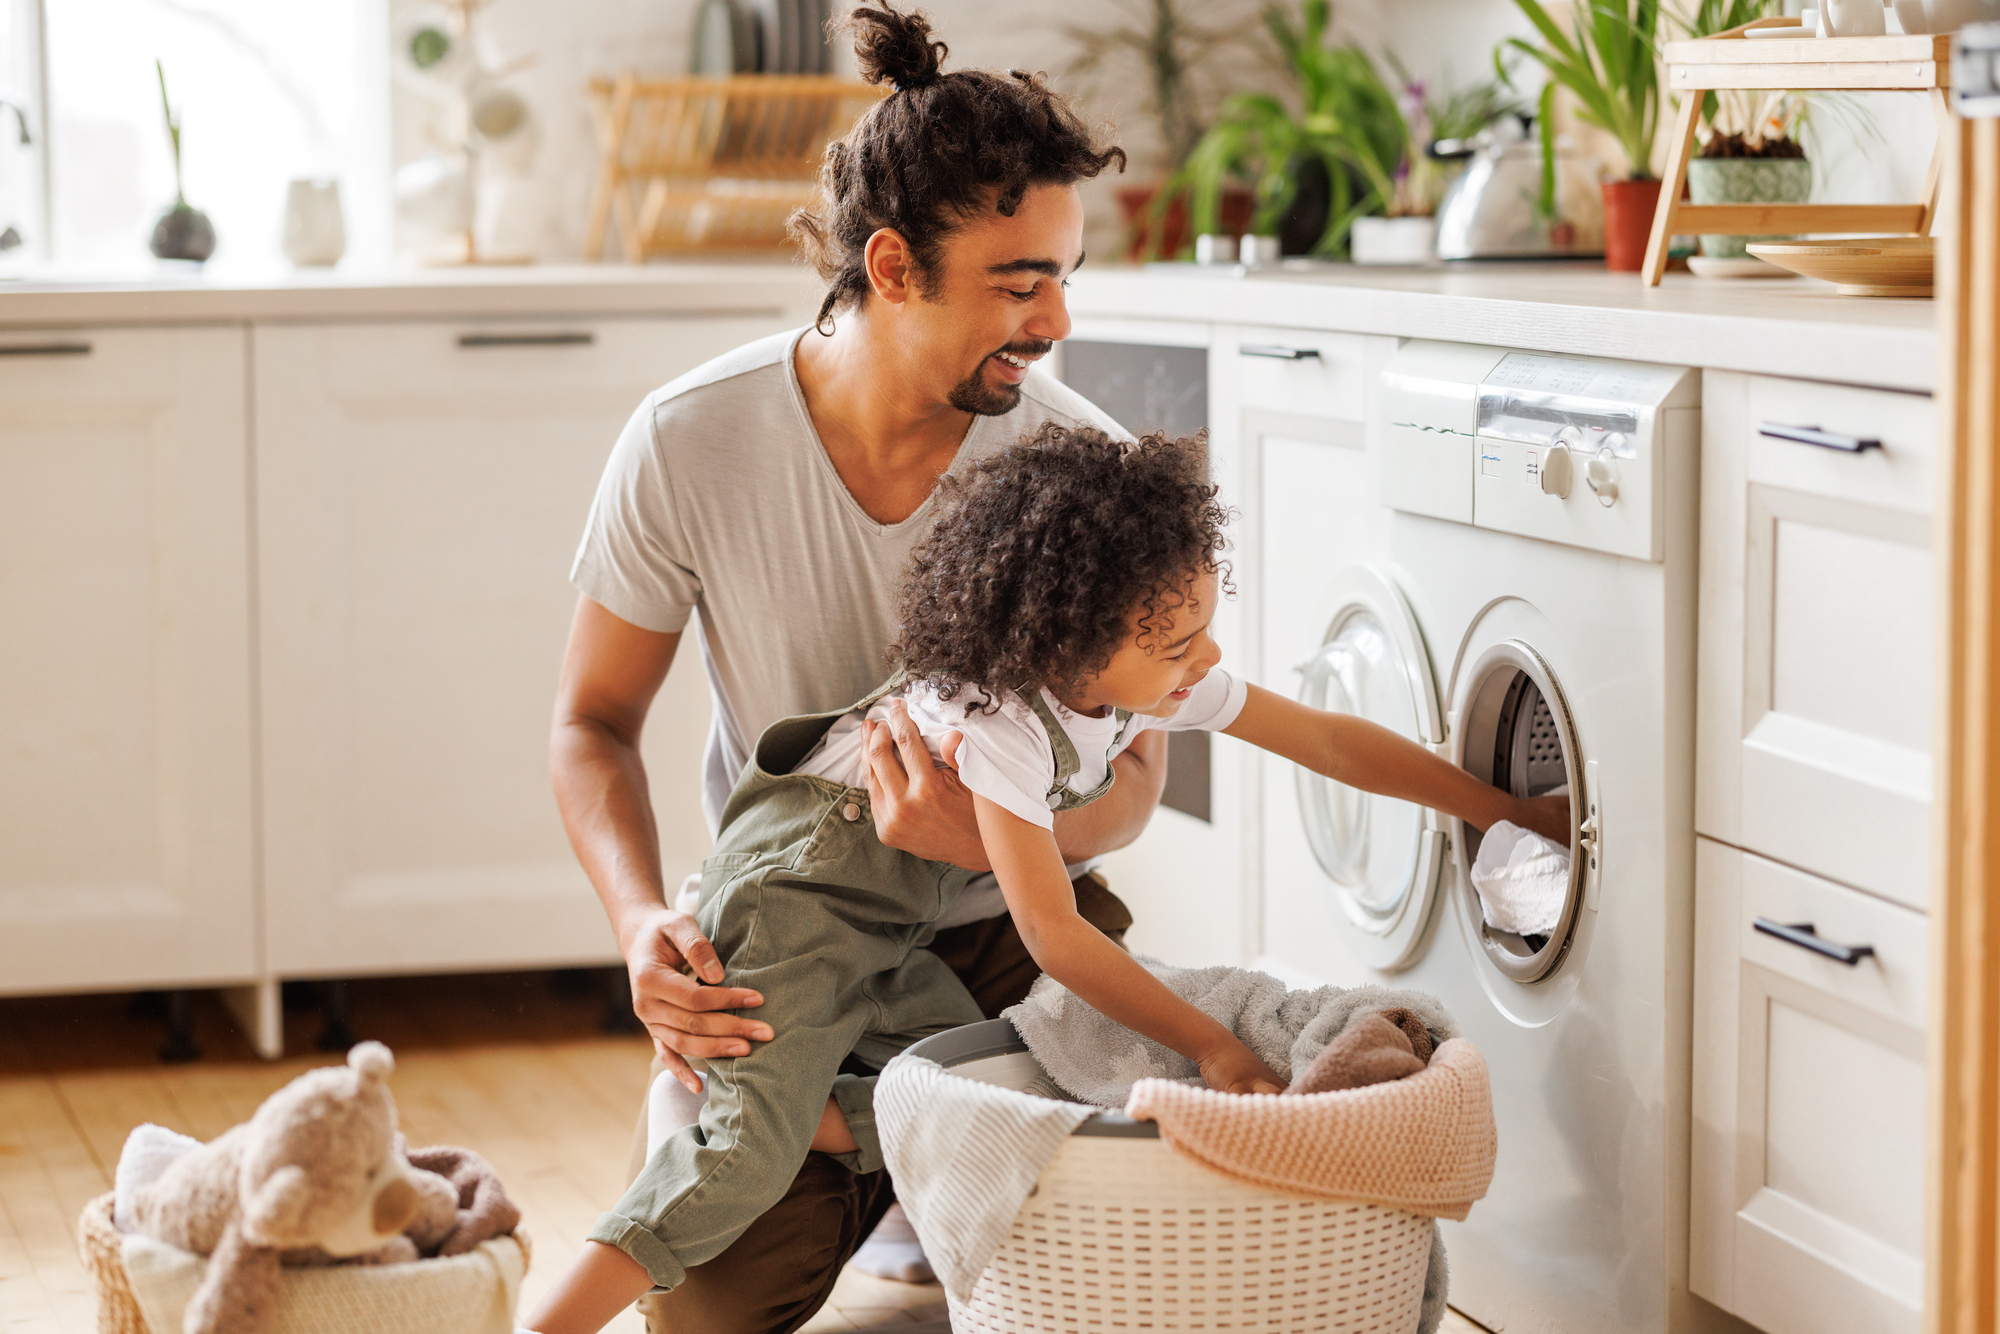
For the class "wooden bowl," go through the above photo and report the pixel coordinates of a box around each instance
[1745,237,1934,297]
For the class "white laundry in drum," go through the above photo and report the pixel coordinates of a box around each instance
[1468,821,1572,938]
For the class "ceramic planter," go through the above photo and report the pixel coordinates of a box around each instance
[1350,215,1437,265]
[1686,157,1813,259]
[1601,178,1663,272]
[149,203,216,263]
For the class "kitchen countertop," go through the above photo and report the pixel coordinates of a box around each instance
[0,262,825,326]
[0,257,1940,393]
[1069,261,1940,393]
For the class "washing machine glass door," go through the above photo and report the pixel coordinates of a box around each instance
[1296,567,1446,970]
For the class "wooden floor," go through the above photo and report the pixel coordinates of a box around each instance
[0,972,1484,1333]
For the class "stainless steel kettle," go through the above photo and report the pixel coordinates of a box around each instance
[1433,116,1605,260]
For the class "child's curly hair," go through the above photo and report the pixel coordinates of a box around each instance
[891,423,1232,711]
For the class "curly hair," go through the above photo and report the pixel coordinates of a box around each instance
[891,424,1232,712]
[788,3,1126,334]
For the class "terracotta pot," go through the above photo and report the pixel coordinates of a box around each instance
[1116,184,1254,262]
[1601,178,1663,273]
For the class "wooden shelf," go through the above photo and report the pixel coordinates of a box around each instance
[1643,21,1953,286]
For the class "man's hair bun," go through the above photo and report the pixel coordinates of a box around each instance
[845,2,946,90]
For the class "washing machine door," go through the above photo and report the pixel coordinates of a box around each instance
[1295,566,1446,970]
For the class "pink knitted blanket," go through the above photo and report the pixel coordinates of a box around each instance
[1123,1038,1497,1220]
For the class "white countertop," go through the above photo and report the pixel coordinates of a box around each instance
[0,262,825,326]
[0,256,1940,393]
[1069,261,1939,393]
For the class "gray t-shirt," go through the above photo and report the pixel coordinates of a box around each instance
[571,327,1124,922]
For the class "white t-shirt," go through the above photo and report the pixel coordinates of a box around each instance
[570,326,1126,924]
[798,668,1248,830]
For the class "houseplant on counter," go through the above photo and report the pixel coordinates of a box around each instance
[148,61,216,264]
[1065,0,1257,258]
[1502,0,1662,271]
[1174,0,1406,257]
[1351,62,1518,264]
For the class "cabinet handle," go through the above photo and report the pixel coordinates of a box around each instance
[0,341,92,357]
[1753,917,1877,966]
[457,331,596,348]
[1758,421,1881,453]
[1239,343,1320,361]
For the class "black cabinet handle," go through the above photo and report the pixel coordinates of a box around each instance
[1758,421,1882,453]
[1753,917,1877,966]
[457,331,596,348]
[0,341,92,357]
[1239,343,1320,361]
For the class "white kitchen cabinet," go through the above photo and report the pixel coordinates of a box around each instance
[1690,836,1927,1334]
[1695,372,1935,910]
[0,327,256,993]
[252,314,785,977]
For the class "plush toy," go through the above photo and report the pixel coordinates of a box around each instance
[402,1139,522,1258]
[123,1041,512,1334]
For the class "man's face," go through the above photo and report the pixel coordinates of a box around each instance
[904,184,1085,416]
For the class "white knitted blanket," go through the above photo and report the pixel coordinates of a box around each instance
[875,1054,1092,1301]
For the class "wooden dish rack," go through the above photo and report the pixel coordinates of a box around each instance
[1643,17,1953,285]
[586,75,883,261]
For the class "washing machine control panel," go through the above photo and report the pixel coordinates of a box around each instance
[1379,343,1699,562]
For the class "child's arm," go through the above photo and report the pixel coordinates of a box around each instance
[1223,684,1573,844]
[974,793,1284,1095]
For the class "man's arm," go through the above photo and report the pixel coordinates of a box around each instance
[864,703,1168,868]
[550,596,771,1092]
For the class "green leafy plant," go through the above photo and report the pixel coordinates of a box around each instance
[155,59,188,206]
[1172,0,1406,255]
[1501,0,1662,181]
[1065,0,1243,171]
[1386,56,1518,216]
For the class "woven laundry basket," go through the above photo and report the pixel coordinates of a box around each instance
[903,1022,1435,1334]
[76,1191,531,1334]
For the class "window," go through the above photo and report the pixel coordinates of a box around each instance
[41,0,386,270]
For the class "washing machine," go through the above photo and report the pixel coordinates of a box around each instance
[1260,341,1723,1334]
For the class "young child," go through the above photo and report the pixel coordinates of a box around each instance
[522,425,1570,1332]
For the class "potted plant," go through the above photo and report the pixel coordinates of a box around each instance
[1065,0,1256,258]
[1352,63,1518,264]
[1174,0,1406,258]
[1503,0,1662,271]
[148,61,216,264]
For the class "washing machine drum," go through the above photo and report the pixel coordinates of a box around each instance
[1295,568,1446,971]
[1451,639,1588,984]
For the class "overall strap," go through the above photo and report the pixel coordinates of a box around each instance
[1024,689,1084,800]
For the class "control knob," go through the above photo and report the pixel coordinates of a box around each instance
[1586,448,1620,507]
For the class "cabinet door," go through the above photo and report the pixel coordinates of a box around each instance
[1690,837,1927,1334]
[254,315,786,977]
[0,327,255,992]
[1696,372,1935,909]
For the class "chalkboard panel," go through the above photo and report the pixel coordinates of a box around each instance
[1058,340,1213,823]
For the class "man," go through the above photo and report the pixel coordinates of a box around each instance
[548,6,1153,1331]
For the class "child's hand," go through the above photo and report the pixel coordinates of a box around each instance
[1198,1038,1286,1095]
[1513,792,1574,846]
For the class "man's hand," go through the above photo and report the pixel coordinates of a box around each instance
[620,904,771,1093]
[863,699,991,870]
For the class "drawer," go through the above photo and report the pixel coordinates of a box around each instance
[1225,327,1368,421]
[1696,372,1936,908]
[1691,838,1926,1334]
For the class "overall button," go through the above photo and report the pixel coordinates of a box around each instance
[842,802,862,822]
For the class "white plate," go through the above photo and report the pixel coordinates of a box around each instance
[1688,255,1796,279]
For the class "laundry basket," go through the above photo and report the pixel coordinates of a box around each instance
[902,1022,1437,1334]
[76,1191,531,1334]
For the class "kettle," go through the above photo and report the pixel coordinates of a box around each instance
[1433,115,1605,260]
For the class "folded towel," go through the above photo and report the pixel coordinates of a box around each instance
[1124,1038,1498,1220]
[1468,820,1572,937]
[875,1053,1092,1302]
[1287,1007,1431,1094]
[1003,956,1458,1107]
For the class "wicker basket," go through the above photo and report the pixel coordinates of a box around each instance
[76,1191,532,1334]
[905,1023,1434,1334]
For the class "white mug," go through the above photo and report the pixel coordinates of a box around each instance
[1820,0,1888,36]
[283,178,347,267]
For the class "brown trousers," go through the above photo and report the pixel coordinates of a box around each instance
[625,873,1131,1334]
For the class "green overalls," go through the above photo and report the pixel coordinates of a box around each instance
[589,676,1132,1290]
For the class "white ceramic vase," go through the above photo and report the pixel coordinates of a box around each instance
[282,178,346,267]
[1350,215,1437,266]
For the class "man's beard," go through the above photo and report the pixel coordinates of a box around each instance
[947,341,1053,416]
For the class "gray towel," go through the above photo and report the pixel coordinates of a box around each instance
[876,1053,1093,1302]
[1003,956,1460,1107]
